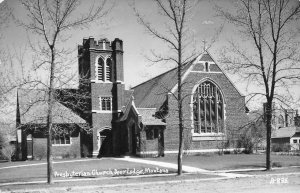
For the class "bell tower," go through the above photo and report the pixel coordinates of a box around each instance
[78,37,125,157]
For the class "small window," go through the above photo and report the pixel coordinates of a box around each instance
[100,97,112,111]
[53,135,71,145]
[146,129,154,140]
[205,62,209,72]
[293,139,297,144]
[146,128,159,140]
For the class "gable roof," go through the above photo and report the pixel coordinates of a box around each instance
[272,126,300,138]
[132,50,244,109]
[17,89,86,125]
[198,53,214,62]
[132,60,194,109]
[117,98,165,126]
[123,90,134,110]
[117,95,140,122]
[194,51,244,97]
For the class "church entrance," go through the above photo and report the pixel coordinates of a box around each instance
[128,123,136,155]
[98,129,113,157]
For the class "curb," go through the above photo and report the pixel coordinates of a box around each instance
[2,172,300,193]
[0,176,231,193]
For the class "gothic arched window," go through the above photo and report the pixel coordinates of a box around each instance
[193,81,224,133]
[278,115,284,126]
[98,57,104,81]
[106,58,112,81]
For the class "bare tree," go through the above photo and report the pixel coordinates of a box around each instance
[133,0,201,175]
[0,0,11,40]
[0,1,34,118]
[19,0,112,183]
[217,0,300,170]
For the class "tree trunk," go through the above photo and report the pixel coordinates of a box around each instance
[177,39,183,175]
[177,103,184,175]
[47,48,56,184]
[47,124,53,184]
[265,101,272,170]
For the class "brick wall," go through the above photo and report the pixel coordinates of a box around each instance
[164,72,249,152]
[32,135,81,160]
[271,138,289,144]
[138,130,159,157]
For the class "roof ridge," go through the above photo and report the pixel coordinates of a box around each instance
[132,66,177,89]
[132,58,196,89]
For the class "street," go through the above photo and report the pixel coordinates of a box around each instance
[58,174,300,193]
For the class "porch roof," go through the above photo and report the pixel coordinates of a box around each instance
[137,108,166,126]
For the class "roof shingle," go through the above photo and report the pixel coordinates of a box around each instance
[272,127,300,138]
[132,61,193,109]
[137,108,166,126]
[18,89,86,125]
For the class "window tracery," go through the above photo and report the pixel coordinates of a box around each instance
[193,81,224,133]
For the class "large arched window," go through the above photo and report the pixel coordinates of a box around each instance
[106,58,112,81]
[193,81,224,133]
[98,57,104,81]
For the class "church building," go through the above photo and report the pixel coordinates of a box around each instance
[17,37,249,159]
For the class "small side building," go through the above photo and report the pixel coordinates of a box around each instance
[16,89,88,160]
[271,127,300,151]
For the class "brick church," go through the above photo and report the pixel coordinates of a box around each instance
[17,37,249,159]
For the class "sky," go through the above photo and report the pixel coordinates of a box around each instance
[1,0,229,85]
[0,0,299,112]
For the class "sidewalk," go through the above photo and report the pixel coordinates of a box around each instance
[114,157,251,178]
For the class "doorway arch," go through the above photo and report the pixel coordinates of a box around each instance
[98,128,112,157]
[127,120,137,155]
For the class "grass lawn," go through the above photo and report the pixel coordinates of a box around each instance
[0,154,299,184]
[145,153,300,171]
[0,158,176,184]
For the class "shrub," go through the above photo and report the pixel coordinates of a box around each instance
[224,150,231,154]
[1,144,15,162]
[272,162,282,168]
[70,145,79,158]
[217,139,230,155]
[236,134,254,154]
[62,152,71,159]
[34,145,47,160]
[272,143,291,152]
[271,143,281,152]
[233,148,242,154]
